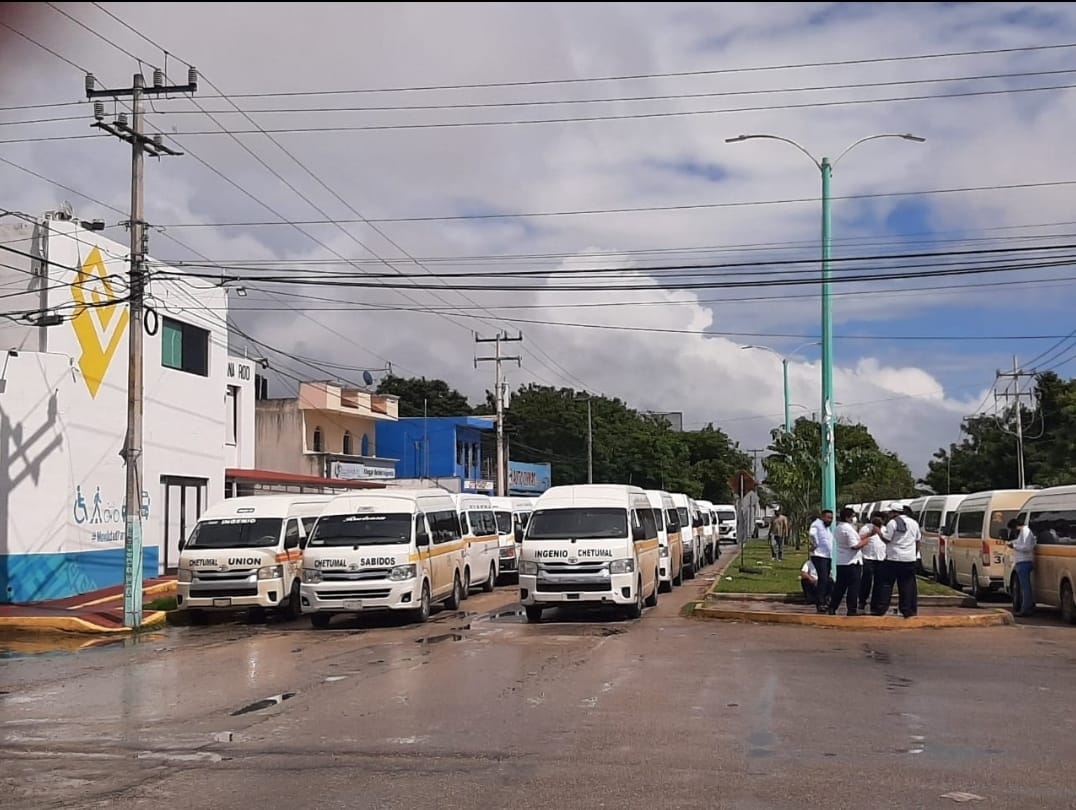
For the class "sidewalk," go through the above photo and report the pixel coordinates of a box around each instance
[693,598,1013,629]
[0,577,176,635]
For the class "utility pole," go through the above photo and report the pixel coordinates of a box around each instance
[86,67,197,629]
[586,397,593,485]
[995,355,1037,489]
[475,332,522,496]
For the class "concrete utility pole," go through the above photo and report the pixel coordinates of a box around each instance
[995,355,1037,489]
[475,332,522,496]
[86,67,197,629]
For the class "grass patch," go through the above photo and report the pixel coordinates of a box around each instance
[144,595,177,611]
[714,539,966,597]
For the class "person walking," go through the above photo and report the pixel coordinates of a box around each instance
[870,502,921,618]
[1008,515,1037,617]
[828,507,869,615]
[809,510,835,614]
[858,511,887,612]
[770,510,790,561]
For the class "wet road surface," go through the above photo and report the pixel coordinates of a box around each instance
[2,550,1075,809]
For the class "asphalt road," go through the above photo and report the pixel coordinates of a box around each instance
[2,548,1074,809]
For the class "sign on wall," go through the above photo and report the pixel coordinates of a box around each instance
[331,460,396,481]
[508,461,551,494]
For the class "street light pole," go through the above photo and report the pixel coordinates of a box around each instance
[782,358,791,433]
[741,341,819,435]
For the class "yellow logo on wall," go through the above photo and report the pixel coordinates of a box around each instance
[70,247,129,398]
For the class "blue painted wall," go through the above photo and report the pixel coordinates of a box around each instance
[0,547,160,604]
[377,417,493,479]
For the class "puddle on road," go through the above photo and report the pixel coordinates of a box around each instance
[230,691,296,716]
[416,632,464,646]
[0,631,169,661]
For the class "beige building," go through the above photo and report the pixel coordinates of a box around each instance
[255,381,399,480]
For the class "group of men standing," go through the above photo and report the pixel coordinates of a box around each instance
[802,503,921,618]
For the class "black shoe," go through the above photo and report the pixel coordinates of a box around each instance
[826,609,836,615]
[847,611,860,616]
[816,606,827,614]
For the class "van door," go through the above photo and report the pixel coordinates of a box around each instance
[415,513,438,597]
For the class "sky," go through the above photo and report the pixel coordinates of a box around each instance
[4,1,1076,478]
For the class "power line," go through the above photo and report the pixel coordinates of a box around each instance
[0,20,89,73]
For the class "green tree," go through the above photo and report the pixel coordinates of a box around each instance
[684,424,754,503]
[376,375,473,418]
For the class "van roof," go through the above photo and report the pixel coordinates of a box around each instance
[696,499,715,509]
[325,488,454,514]
[198,494,331,520]
[536,484,647,509]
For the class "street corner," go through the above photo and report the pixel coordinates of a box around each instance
[0,608,168,638]
[690,601,1015,630]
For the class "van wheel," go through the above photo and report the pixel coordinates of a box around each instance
[645,573,659,607]
[625,579,644,620]
[969,566,983,601]
[932,557,942,584]
[445,573,463,611]
[411,582,432,624]
[685,562,696,581]
[672,565,683,587]
[283,581,302,621]
[659,577,672,594]
[948,561,957,590]
[525,605,543,623]
[310,613,331,630]
[482,563,496,593]
[462,567,471,599]
[1061,581,1076,625]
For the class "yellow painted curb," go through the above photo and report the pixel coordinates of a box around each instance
[692,605,1014,629]
[0,610,167,637]
[76,580,177,608]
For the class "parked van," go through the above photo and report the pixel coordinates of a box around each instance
[645,490,684,592]
[300,489,466,627]
[949,489,1034,598]
[1013,486,1076,623]
[696,499,718,564]
[519,484,661,622]
[918,495,965,582]
[176,495,330,622]
[489,495,535,581]
[452,494,502,594]
[669,492,700,578]
[713,503,737,545]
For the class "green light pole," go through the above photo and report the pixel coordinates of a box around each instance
[741,342,821,434]
[727,133,925,512]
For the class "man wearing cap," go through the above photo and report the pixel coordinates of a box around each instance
[870,502,921,618]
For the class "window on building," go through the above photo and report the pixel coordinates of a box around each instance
[342,431,352,455]
[312,426,324,452]
[161,317,209,376]
[225,385,238,446]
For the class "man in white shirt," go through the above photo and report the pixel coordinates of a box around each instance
[808,510,835,614]
[799,558,818,604]
[870,502,922,617]
[858,511,887,613]
[1007,515,1036,617]
[828,507,870,615]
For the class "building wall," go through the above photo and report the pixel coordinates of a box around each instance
[254,400,311,476]
[301,409,377,459]
[0,218,240,602]
[376,418,489,480]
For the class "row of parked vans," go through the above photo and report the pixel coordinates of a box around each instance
[849,486,1076,623]
[175,486,733,627]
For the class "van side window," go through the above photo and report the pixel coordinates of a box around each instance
[653,507,664,531]
[957,510,984,539]
[922,510,942,533]
[665,509,680,533]
[284,519,300,549]
[1029,510,1076,545]
[635,507,658,539]
[470,510,496,536]
[458,511,470,535]
[301,517,318,537]
[428,510,461,544]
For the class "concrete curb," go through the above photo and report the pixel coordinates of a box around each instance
[706,592,976,608]
[76,579,177,608]
[692,604,1014,629]
[0,609,168,636]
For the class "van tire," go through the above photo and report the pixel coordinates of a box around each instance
[411,582,432,623]
[659,577,672,594]
[932,557,942,583]
[445,573,463,611]
[625,579,644,620]
[645,573,659,607]
[970,566,983,601]
[948,561,957,590]
[672,565,683,587]
[525,605,543,623]
[462,567,471,599]
[1061,581,1076,625]
[685,562,696,580]
[310,613,331,630]
[482,563,496,593]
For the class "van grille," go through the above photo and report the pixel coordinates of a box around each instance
[317,589,391,600]
[190,586,258,598]
[539,561,608,575]
[535,581,610,593]
[321,569,391,581]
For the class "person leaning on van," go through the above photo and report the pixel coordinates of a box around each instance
[1007,515,1037,618]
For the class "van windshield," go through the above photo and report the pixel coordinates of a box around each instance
[186,518,282,549]
[308,513,412,546]
[718,511,735,522]
[495,511,513,535]
[528,508,627,540]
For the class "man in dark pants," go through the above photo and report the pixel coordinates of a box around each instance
[869,502,921,617]
[828,507,869,615]
[808,510,835,614]
[858,512,887,612]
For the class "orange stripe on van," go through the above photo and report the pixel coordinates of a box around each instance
[275,550,302,563]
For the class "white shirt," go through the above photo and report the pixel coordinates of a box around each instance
[809,519,834,559]
[833,522,863,565]
[1012,525,1036,563]
[801,559,818,582]
[860,523,886,561]
[882,515,921,562]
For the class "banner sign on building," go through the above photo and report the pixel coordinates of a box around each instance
[508,461,551,495]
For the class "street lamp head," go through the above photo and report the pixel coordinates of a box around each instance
[901,133,926,143]
[725,135,748,143]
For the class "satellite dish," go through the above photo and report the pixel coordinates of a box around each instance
[362,370,374,386]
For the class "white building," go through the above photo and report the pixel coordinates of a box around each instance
[0,212,254,603]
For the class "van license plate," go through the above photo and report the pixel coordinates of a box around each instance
[212,598,231,608]
[343,599,364,610]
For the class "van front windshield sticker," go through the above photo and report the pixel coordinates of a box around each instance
[308,513,412,546]
[527,508,628,540]
[185,518,283,549]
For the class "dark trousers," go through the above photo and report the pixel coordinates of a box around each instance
[829,563,863,614]
[859,559,879,610]
[801,579,817,604]
[871,560,919,617]
[770,535,785,560]
[810,555,832,611]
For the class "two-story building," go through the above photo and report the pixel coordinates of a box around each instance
[376,416,495,493]
[0,212,255,602]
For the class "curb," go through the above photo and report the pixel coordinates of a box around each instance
[692,605,1014,629]
[705,592,976,608]
[0,609,168,637]
[74,579,177,608]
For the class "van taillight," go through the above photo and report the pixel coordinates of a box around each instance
[981,541,991,567]
[939,536,946,552]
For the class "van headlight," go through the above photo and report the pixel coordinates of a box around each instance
[257,565,283,580]
[388,564,416,581]
[659,545,669,558]
[519,560,538,575]
[302,568,322,584]
[610,558,635,574]
[178,568,193,582]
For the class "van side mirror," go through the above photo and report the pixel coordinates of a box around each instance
[514,526,524,543]
[285,535,300,550]
[632,524,646,542]
[177,538,185,552]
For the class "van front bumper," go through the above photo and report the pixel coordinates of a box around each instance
[177,578,287,610]
[519,572,637,606]
[301,579,420,613]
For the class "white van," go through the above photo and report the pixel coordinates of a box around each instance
[669,492,699,578]
[949,489,1033,598]
[452,494,502,594]
[489,495,536,582]
[300,489,466,627]
[695,499,718,564]
[918,495,965,582]
[519,484,661,622]
[1012,486,1076,623]
[713,503,737,545]
[176,495,330,622]
[645,489,684,592]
